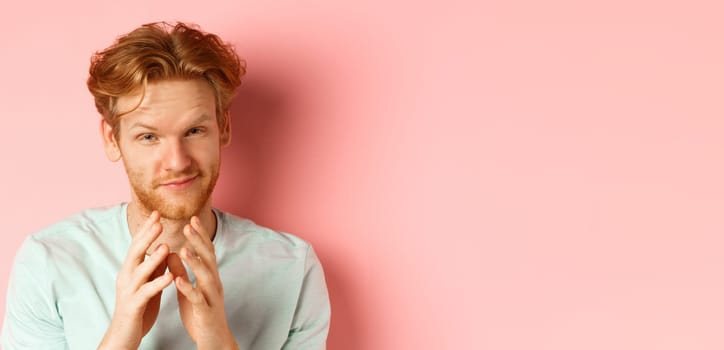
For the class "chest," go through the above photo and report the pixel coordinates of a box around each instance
[53,255,303,349]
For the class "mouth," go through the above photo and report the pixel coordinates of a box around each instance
[160,175,198,190]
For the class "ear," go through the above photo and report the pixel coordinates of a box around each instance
[220,111,232,147]
[100,119,122,162]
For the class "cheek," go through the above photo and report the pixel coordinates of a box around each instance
[123,152,160,179]
[192,141,221,163]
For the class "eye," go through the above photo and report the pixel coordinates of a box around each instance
[138,134,157,142]
[186,127,205,136]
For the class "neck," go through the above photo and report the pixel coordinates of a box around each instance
[126,200,217,255]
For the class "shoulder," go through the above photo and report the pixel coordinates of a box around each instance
[15,204,127,265]
[31,204,122,238]
[215,209,315,260]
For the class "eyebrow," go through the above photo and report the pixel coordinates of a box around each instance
[128,114,214,132]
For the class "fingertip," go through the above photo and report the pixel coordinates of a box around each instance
[156,243,170,255]
[190,216,201,229]
[163,274,174,287]
[181,247,194,259]
[174,276,188,291]
[153,271,174,288]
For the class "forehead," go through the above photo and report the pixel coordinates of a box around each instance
[116,79,216,123]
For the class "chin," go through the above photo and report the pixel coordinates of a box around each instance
[135,195,204,220]
[158,203,204,220]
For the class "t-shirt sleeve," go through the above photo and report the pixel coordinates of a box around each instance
[281,245,331,350]
[1,239,67,349]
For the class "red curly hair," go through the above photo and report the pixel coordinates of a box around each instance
[87,21,245,137]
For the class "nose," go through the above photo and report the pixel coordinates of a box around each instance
[161,138,192,172]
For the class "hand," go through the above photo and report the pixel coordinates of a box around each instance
[166,216,239,350]
[98,211,174,350]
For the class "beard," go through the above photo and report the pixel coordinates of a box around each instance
[125,162,220,220]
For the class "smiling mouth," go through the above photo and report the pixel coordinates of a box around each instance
[160,175,198,189]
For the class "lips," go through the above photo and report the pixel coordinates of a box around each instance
[160,175,198,189]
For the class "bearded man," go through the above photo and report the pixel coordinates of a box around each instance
[1,22,330,350]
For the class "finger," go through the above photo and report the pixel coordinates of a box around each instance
[134,210,160,245]
[180,247,221,300]
[184,221,216,268]
[150,255,168,279]
[121,221,161,279]
[190,216,215,251]
[174,275,208,308]
[166,252,189,280]
[137,271,174,303]
[124,211,162,269]
[132,244,170,290]
[131,211,162,257]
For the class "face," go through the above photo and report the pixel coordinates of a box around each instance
[102,79,229,220]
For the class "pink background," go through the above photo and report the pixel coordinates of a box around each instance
[2,0,724,349]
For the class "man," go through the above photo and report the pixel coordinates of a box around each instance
[1,22,330,349]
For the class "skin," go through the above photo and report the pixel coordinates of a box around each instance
[97,79,238,350]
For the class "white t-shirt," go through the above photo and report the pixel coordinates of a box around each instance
[1,203,330,349]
